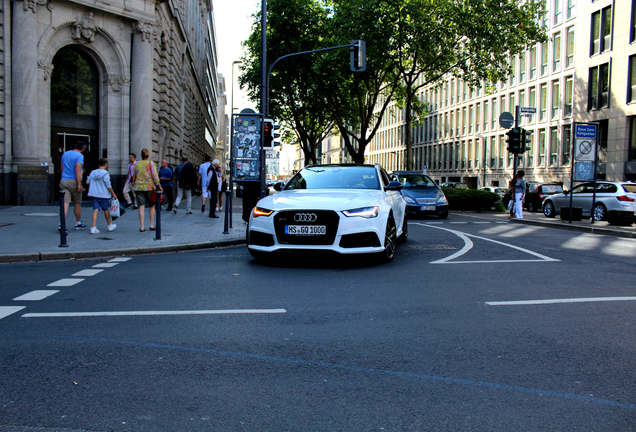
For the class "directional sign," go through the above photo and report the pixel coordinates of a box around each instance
[498,112,514,129]
[574,123,598,162]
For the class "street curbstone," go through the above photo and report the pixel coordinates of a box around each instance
[511,218,636,239]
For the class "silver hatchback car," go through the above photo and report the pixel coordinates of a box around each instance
[542,181,636,223]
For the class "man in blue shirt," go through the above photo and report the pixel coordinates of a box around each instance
[60,142,87,229]
[159,160,174,211]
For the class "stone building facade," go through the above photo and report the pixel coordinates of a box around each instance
[0,0,221,205]
[368,0,636,187]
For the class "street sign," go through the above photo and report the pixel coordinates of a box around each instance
[498,112,514,129]
[519,106,537,114]
[574,124,598,162]
[574,161,595,181]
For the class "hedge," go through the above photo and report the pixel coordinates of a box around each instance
[441,187,500,211]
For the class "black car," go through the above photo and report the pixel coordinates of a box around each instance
[393,171,449,219]
[524,183,563,212]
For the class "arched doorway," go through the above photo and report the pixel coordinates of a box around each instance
[50,46,99,198]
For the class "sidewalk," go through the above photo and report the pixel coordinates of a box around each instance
[473,209,636,238]
[0,195,246,262]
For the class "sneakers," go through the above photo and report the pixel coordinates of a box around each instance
[219,206,223,211]
[90,227,100,234]
[107,224,117,232]
[173,208,177,214]
[74,222,87,230]
[186,210,193,215]
[215,207,220,212]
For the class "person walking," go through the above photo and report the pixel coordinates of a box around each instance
[122,153,137,208]
[219,170,227,211]
[207,161,220,219]
[174,156,195,214]
[212,159,223,212]
[87,158,117,234]
[511,170,526,219]
[198,155,212,213]
[132,148,163,232]
[159,160,174,212]
[59,141,87,230]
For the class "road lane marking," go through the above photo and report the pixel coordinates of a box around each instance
[47,278,84,287]
[108,257,131,262]
[0,306,26,320]
[474,221,491,224]
[449,221,468,224]
[415,223,474,264]
[22,309,288,318]
[72,269,104,277]
[415,223,559,264]
[92,263,119,268]
[13,290,59,301]
[486,297,636,306]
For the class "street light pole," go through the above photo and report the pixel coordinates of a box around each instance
[231,60,242,114]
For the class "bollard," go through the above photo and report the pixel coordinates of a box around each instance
[229,188,233,229]
[223,190,230,234]
[58,190,68,248]
[155,190,162,241]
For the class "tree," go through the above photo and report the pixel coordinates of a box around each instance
[390,0,546,170]
[239,0,334,166]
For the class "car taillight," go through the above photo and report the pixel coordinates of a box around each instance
[616,195,635,202]
[538,193,544,199]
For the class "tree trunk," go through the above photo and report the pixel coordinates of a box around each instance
[404,88,413,171]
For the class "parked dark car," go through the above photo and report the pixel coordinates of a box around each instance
[525,183,563,212]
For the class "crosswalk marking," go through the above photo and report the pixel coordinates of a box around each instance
[108,257,131,263]
[92,263,119,268]
[13,290,59,301]
[0,306,26,320]
[47,278,84,287]
[72,269,104,277]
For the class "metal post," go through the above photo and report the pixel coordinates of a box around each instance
[512,106,520,214]
[568,124,576,223]
[58,190,68,248]
[259,0,267,199]
[155,190,162,240]
[223,190,230,234]
[590,134,599,224]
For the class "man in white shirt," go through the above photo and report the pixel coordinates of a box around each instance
[197,155,211,213]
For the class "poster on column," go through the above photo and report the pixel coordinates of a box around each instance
[232,115,262,182]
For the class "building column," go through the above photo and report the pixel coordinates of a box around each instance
[130,21,154,158]
[12,0,47,204]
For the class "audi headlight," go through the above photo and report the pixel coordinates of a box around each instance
[253,207,274,217]
[342,206,379,218]
[404,196,417,205]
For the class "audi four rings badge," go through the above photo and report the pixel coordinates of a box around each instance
[294,213,318,222]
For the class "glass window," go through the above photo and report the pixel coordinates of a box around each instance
[567,0,575,19]
[629,55,636,103]
[541,42,548,75]
[599,63,609,108]
[549,127,558,166]
[538,129,546,166]
[519,53,526,83]
[589,63,610,110]
[519,90,526,108]
[566,27,575,68]
[509,57,516,86]
[483,101,489,131]
[51,47,99,115]
[541,1,549,28]
[630,116,636,161]
[562,125,571,165]
[468,140,474,169]
[551,79,560,118]
[510,93,515,115]
[554,0,561,24]
[500,95,506,118]
[491,99,497,129]
[469,105,474,134]
[529,87,537,120]
[565,76,573,116]
[602,6,612,51]
[498,135,504,168]
[462,107,467,134]
[489,136,496,168]
[476,104,481,133]
[286,166,380,190]
[530,46,537,79]
[540,83,547,120]
[591,11,601,55]
[460,141,465,169]
[632,0,636,43]
[527,130,534,167]
[553,32,561,72]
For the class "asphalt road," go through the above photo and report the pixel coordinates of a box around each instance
[1,212,635,431]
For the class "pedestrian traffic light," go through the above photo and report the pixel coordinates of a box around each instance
[520,128,532,153]
[506,127,522,154]
[350,40,366,73]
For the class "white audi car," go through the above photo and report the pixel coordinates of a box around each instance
[247,164,407,262]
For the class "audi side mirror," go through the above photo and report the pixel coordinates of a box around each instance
[385,181,403,191]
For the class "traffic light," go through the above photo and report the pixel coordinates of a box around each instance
[520,128,532,153]
[350,40,366,72]
[506,127,522,154]
[263,119,281,149]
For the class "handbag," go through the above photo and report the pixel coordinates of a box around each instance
[150,190,165,205]
[110,198,121,219]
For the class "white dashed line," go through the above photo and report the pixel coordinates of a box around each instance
[13,290,59,301]
[47,278,84,287]
[474,221,492,224]
[92,263,119,268]
[22,309,288,318]
[72,269,104,277]
[486,297,636,306]
[449,222,468,224]
[108,257,131,263]
[0,306,26,320]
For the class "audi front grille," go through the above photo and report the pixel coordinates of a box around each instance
[274,210,339,245]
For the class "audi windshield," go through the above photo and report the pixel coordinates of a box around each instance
[285,166,381,190]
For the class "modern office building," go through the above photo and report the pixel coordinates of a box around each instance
[368,0,636,187]
[0,0,220,204]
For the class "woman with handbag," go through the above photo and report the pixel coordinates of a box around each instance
[132,148,163,232]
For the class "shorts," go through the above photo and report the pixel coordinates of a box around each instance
[92,197,111,211]
[60,179,82,204]
[202,188,211,199]
[134,190,155,207]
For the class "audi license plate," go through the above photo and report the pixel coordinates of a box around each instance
[285,225,327,235]
[421,205,435,211]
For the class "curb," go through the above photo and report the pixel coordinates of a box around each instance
[0,238,246,263]
[511,218,636,239]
